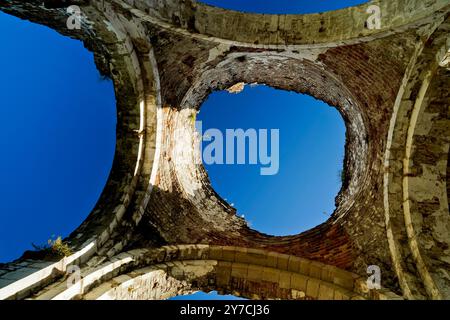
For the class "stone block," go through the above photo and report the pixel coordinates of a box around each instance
[333,288,353,300]
[231,263,248,279]
[332,269,355,290]
[287,256,301,273]
[209,246,223,261]
[308,262,323,279]
[298,259,311,275]
[291,274,308,291]
[247,265,264,282]
[262,267,280,283]
[306,278,320,299]
[279,271,291,289]
[277,254,289,271]
[221,247,236,262]
[318,283,335,300]
[265,252,279,268]
[216,262,232,288]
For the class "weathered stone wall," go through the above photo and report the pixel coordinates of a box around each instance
[26,245,400,300]
[0,0,449,300]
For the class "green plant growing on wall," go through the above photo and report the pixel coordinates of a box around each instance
[338,168,346,184]
[189,112,197,125]
[337,154,346,185]
[49,236,72,257]
[31,236,72,258]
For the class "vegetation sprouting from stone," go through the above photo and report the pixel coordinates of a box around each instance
[32,236,72,258]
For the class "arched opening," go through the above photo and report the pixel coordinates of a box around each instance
[199,0,370,14]
[0,12,116,263]
[197,84,346,235]
[155,51,369,251]
[69,245,394,301]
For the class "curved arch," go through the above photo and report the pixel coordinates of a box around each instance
[383,17,450,299]
[32,245,399,300]
[143,47,383,267]
[122,0,450,48]
[0,1,160,299]
[401,58,450,299]
[180,52,368,211]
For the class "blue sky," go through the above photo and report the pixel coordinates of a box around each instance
[0,0,365,300]
[171,291,246,300]
[198,86,345,236]
[200,0,368,14]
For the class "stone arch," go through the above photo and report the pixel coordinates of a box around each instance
[404,64,450,298]
[139,25,422,275]
[126,0,450,47]
[383,17,450,299]
[0,1,160,299]
[152,52,367,236]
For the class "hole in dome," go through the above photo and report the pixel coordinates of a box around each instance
[197,84,346,236]
[0,12,116,262]
[199,0,369,14]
